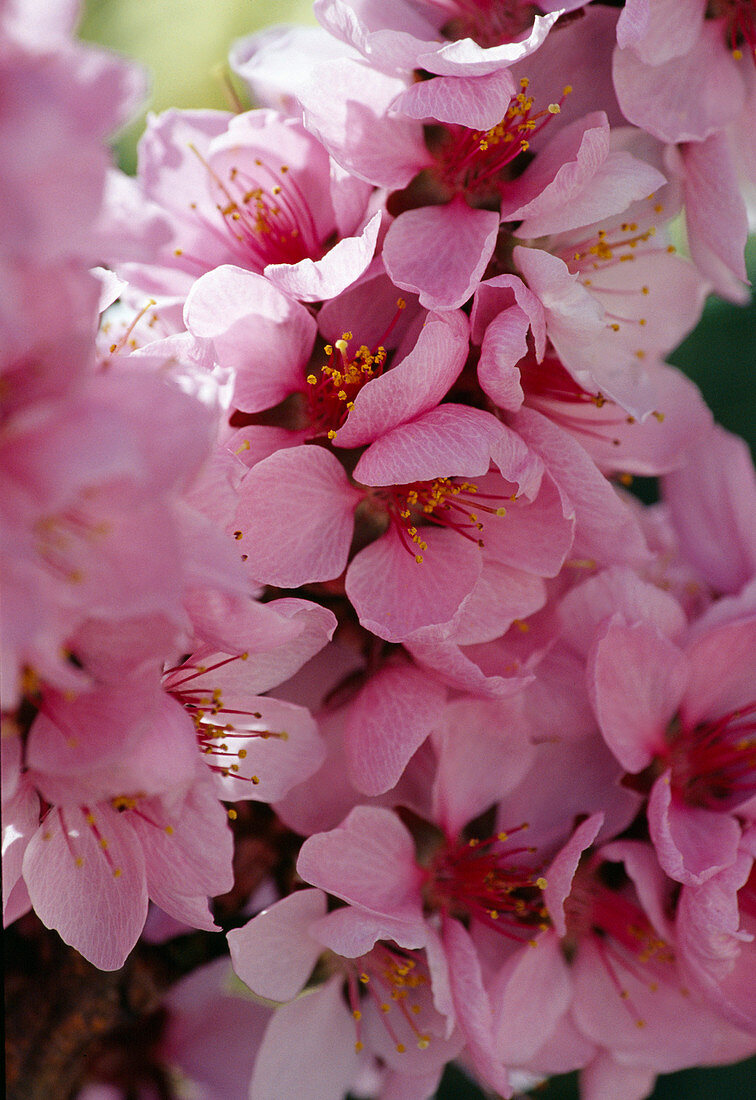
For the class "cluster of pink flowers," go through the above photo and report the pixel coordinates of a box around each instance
[3,1,756,1097]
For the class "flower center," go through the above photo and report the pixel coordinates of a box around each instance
[185,144,321,270]
[564,859,676,1028]
[345,944,434,1054]
[431,78,569,201]
[666,702,756,811]
[709,0,756,59]
[304,303,407,439]
[367,477,508,563]
[163,655,289,789]
[426,825,550,941]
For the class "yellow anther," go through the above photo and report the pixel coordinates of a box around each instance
[251,775,260,785]
[548,103,560,114]
[227,808,238,820]
[306,374,317,385]
[113,867,122,878]
[75,857,84,867]
[536,877,548,890]
[354,1041,364,1052]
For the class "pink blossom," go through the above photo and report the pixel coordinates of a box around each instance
[228,888,461,1100]
[17,753,233,969]
[234,405,573,641]
[589,609,756,886]
[114,108,378,303]
[613,0,752,144]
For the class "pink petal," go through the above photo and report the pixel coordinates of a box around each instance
[475,470,574,577]
[264,210,381,302]
[558,565,687,658]
[184,266,316,413]
[406,636,534,700]
[442,918,512,1097]
[296,805,425,926]
[663,426,756,595]
[334,311,469,448]
[392,68,516,129]
[617,0,704,64]
[648,773,742,886]
[477,307,528,411]
[300,58,429,188]
[228,889,327,1001]
[249,978,358,1100]
[235,445,360,587]
[682,618,756,727]
[581,1054,657,1100]
[543,814,605,937]
[432,697,535,838]
[23,803,148,970]
[471,273,546,358]
[423,10,559,76]
[682,133,749,300]
[202,696,325,803]
[346,526,482,642]
[613,23,745,143]
[344,663,447,796]
[383,199,499,310]
[426,558,546,646]
[135,769,234,904]
[589,620,688,773]
[494,932,572,1062]
[353,404,504,485]
[502,111,665,237]
[512,407,650,567]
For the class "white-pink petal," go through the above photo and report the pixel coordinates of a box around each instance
[228,888,327,1001]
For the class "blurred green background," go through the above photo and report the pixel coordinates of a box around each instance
[79,1,755,1096]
